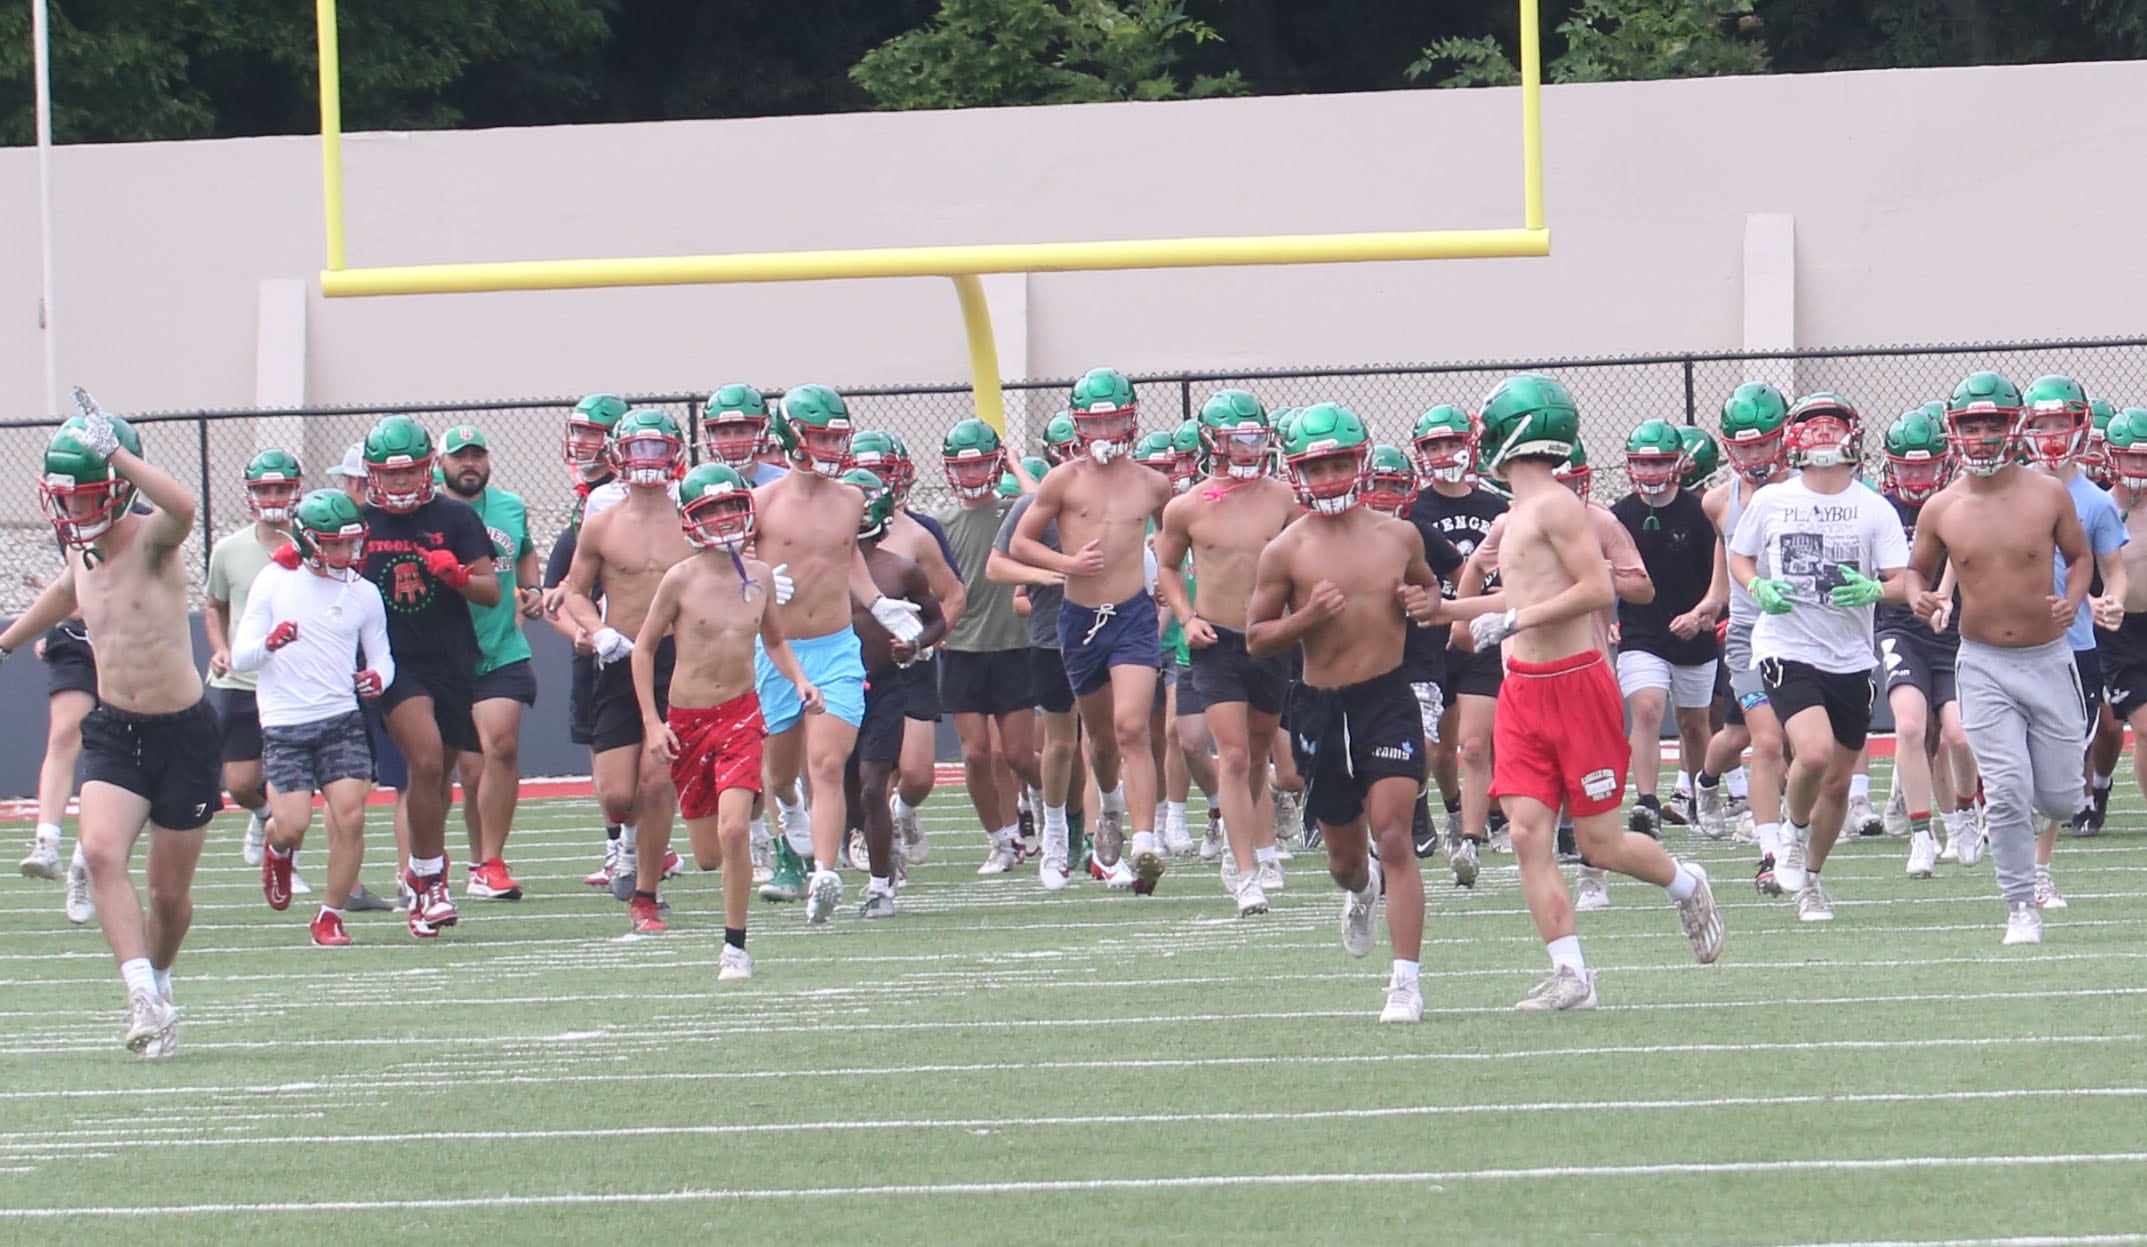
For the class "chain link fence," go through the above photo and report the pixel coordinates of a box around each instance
[4,336,2144,613]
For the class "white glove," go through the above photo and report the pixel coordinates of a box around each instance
[771,562,795,606]
[870,595,925,644]
[591,626,635,666]
[70,387,120,459]
[1469,607,1521,651]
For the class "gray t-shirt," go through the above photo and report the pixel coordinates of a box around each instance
[994,492,1063,651]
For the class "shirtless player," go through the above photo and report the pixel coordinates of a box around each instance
[0,395,218,1057]
[2090,409,2147,822]
[1011,368,1178,892]
[1450,375,1724,1012]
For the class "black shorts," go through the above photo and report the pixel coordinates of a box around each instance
[1189,625,1290,717]
[876,656,943,724]
[940,648,1032,717]
[2098,613,2147,721]
[1877,628,1958,710]
[364,699,407,790]
[857,670,907,766]
[1760,657,1875,751]
[2076,646,2105,725]
[380,663,481,755]
[1152,660,1177,711]
[1173,661,1204,717]
[1716,660,1743,728]
[1287,672,1425,829]
[473,658,538,708]
[1440,644,1504,702]
[263,710,373,795]
[80,698,224,831]
[1030,647,1074,715]
[210,685,264,764]
[42,622,96,699]
[588,640,673,754]
[568,651,598,746]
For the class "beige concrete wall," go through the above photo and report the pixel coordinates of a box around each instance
[2,60,2142,424]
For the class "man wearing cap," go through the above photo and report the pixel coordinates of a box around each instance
[438,426,542,901]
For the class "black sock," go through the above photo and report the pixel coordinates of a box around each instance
[1639,793,1661,810]
[725,926,746,950]
[606,824,622,841]
[634,889,657,903]
[1698,772,1720,788]
[1443,797,1461,814]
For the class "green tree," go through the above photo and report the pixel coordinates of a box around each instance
[851,0,1247,110]
[1410,0,1768,87]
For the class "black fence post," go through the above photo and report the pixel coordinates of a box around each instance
[1682,357,1697,427]
[685,395,702,467]
[196,414,213,584]
[1180,376,1193,426]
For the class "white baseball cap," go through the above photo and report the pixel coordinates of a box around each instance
[329,443,365,478]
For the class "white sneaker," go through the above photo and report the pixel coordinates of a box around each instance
[1271,837,1295,862]
[2035,867,2068,911]
[1694,784,1728,840]
[779,798,814,857]
[1094,806,1125,867]
[1939,814,1965,862]
[1099,857,1136,890]
[1271,786,1304,844]
[1257,857,1285,892]
[1796,880,1834,922]
[64,857,96,925]
[1340,860,1382,958]
[1515,965,1597,1012]
[846,830,869,872]
[2003,901,2043,946]
[1234,875,1269,917]
[894,795,926,864]
[1130,831,1167,892]
[717,945,754,982]
[290,857,311,895]
[1674,863,1724,965]
[1956,824,1987,868]
[978,838,1019,875]
[123,988,175,1054]
[1730,810,1759,846]
[1379,972,1423,1024]
[750,838,774,884]
[1040,858,1070,892]
[1848,794,1884,838]
[1161,817,1195,858]
[1775,838,1810,893]
[804,868,842,925]
[1906,830,1938,879]
[1198,816,1224,862]
[1882,783,1909,837]
[18,838,61,880]
[1447,836,1480,887]
[1574,867,1610,912]
[241,813,266,866]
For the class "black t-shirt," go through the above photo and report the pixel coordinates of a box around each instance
[1407,486,1507,598]
[361,495,493,675]
[1401,518,1469,683]
[1612,490,1721,667]
[1875,494,1960,642]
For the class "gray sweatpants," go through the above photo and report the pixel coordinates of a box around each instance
[1954,636,2087,907]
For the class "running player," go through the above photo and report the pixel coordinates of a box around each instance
[702,384,792,487]
[1247,402,1450,1022]
[2089,409,2147,841]
[0,397,221,1056]
[19,613,98,924]
[206,449,303,881]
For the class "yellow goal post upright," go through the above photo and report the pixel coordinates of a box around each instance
[312,0,1548,433]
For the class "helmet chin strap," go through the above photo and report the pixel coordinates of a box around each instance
[1089,442,1121,465]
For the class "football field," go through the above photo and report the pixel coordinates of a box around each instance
[3,763,2146,1247]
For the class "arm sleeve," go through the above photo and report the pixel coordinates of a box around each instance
[228,567,281,673]
[992,495,1034,554]
[360,586,397,689]
[543,528,577,589]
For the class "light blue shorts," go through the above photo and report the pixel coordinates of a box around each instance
[754,627,867,734]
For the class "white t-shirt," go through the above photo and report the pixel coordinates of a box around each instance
[1728,476,1909,675]
[230,563,396,728]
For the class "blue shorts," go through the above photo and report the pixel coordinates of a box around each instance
[754,627,867,734]
[1058,592,1163,698]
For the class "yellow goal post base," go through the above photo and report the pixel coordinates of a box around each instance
[314,0,1549,434]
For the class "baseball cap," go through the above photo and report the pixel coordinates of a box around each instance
[329,443,365,478]
[441,425,488,454]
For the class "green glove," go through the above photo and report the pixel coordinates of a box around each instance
[1829,566,1883,608]
[1749,578,1796,615]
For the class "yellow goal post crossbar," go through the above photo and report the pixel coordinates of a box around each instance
[313,0,1548,432]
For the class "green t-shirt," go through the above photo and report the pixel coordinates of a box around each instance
[206,525,281,690]
[462,485,535,675]
[936,498,1029,653]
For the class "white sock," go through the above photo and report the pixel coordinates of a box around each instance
[34,822,60,846]
[2093,771,2115,791]
[1165,800,1188,828]
[1017,788,1032,815]
[1043,805,1069,857]
[749,817,770,847]
[1102,783,1127,815]
[319,905,344,920]
[1547,935,1587,975]
[1666,861,1700,902]
[1757,822,1782,857]
[1675,771,1693,799]
[1392,959,1420,985]
[1848,773,1870,801]
[1255,845,1280,864]
[869,875,893,895]
[267,842,291,862]
[152,966,172,1001]
[995,823,1020,847]
[120,958,156,997]
[408,854,444,877]
[1725,766,1750,799]
[1153,801,1170,830]
[71,843,88,871]
[893,793,919,820]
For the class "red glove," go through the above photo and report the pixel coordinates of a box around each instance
[265,621,299,652]
[270,541,302,570]
[1714,617,1730,645]
[353,670,384,699]
[422,547,472,589]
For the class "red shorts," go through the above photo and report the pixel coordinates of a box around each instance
[667,694,766,821]
[1490,650,1627,819]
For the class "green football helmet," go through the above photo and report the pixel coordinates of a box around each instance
[362,414,436,512]
[1719,382,1791,485]
[678,463,756,550]
[996,456,1048,499]
[1410,405,1477,483]
[1784,392,1862,470]
[1282,402,1372,515]
[1622,419,1688,501]
[1041,413,1079,466]
[848,429,914,502]
[244,448,304,523]
[2085,398,2119,486]
[291,488,368,576]
[1363,444,1417,516]
[1133,430,1178,471]
[566,394,629,471]
[1068,367,1138,462]
[1169,420,1208,490]
[703,384,772,470]
[1677,426,1723,492]
[1943,372,2024,477]
[2105,408,2147,492]
[609,408,686,487]
[843,468,895,538]
[1553,441,1592,499]
[779,384,855,477]
[1478,374,1579,478]
[2020,373,2090,466]
[942,418,1004,500]
[1882,409,1952,502]
[39,415,143,547]
[1197,389,1269,480]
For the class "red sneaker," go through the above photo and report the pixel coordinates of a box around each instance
[583,839,618,887]
[467,858,523,901]
[262,849,293,911]
[661,850,685,880]
[405,870,459,939]
[628,895,669,933]
[310,910,353,947]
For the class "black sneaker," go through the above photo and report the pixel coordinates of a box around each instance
[2076,786,2111,837]
[1413,797,1439,859]
[1556,823,1579,863]
[1628,800,1663,839]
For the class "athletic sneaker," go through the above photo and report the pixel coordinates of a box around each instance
[1796,880,1834,922]
[1906,830,1938,879]
[290,860,311,896]
[1018,803,1037,852]
[1675,863,1723,964]
[750,838,774,884]
[123,988,175,1053]
[2070,803,2101,838]
[1730,811,1760,846]
[2003,901,2043,945]
[1447,836,1480,888]
[628,895,668,933]
[466,858,523,901]
[896,797,928,865]
[1162,814,1195,858]
[1848,794,1885,838]
[1775,839,1810,893]
[717,945,754,982]
[1340,860,1382,957]
[241,812,267,866]
[1234,875,1269,917]
[138,1016,179,1060]
[804,868,842,924]
[859,887,897,919]
[2035,867,2068,911]
[1574,867,1610,912]
[1094,806,1125,868]
[1413,798,1440,859]
[978,838,1020,875]
[1882,784,1908,837]
[1098,857,1136,890]
[608,842,640,902]
[2083,783,2113,836]
[1955,823,1987,868]
[760,842,807,902]
[1379,972,1423,1024]
[1938,817,1963,863]
[1257,857,1285,893]
[345,885,394,913]
[1695,783,1728,840]
[1130,832,1167,894]
[583,838,620,888]
[1198,813,1225,862]
[1488,825,1513,855]
[405,871,459,939]
[1039,857,1070,892]
[1753,854,1782,897]
[1515,966,1597,1012]
[1627,801,1662,838]
[1662,794,1692,826]
[18,838,60,880]
[262,849,293,911]
[310,910,353,947]
[844,830,867,872]
[1272,786,1305,844]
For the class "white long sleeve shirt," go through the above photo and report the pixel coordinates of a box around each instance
[231,563,395,728]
